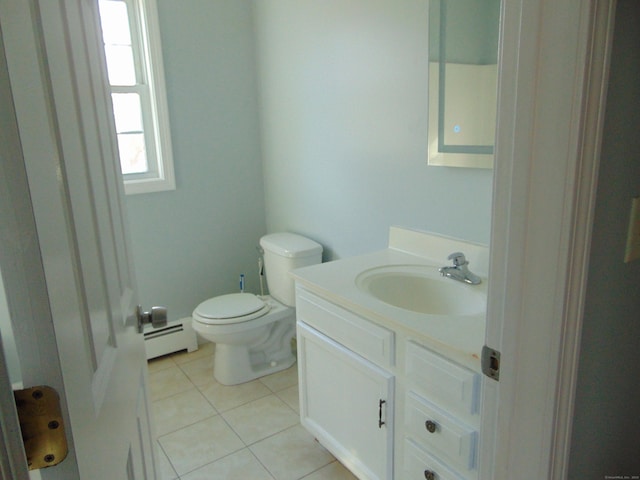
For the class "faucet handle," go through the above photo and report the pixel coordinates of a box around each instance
[447,252,468,267]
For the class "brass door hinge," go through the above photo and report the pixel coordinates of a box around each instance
[14,385,68,470]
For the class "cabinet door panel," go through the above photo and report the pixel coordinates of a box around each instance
[298,322,394,480]
[296,289,394,367]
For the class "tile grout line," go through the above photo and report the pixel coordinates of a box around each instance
[192,380,273,414]
[149,347,336,480]
[172,444,247,480]
[155,411,219,441]
[155,436,179,480]
[244,447,278,480]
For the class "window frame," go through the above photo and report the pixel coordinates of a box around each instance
[100,0,175,195]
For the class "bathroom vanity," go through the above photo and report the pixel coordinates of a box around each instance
[291,227,488,480]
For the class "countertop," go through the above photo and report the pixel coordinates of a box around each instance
[291,247,487,372]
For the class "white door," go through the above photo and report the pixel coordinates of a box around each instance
[0,1,157,479]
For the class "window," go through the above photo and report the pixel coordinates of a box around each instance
[98,0,175,194]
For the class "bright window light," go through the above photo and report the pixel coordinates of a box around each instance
[98,0,175,194]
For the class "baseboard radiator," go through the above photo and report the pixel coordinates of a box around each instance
[143,317,198,360]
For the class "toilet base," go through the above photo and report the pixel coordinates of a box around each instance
[213,342,296,386]
[206,298,297,385]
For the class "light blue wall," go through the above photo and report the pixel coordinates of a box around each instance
[253,0,494,260]
[125,0,495,321]
[125,0,266,321]
[568,1,640,476]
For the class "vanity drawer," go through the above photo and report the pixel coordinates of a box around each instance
[406,341,480,418]
[404,439,466,480]
[406,392,477,472]
[296,288,394,367]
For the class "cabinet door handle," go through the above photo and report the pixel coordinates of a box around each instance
[378,399,386,428]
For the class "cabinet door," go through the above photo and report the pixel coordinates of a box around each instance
[298,322,394,480]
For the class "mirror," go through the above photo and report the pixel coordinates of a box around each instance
[428,0,500,168]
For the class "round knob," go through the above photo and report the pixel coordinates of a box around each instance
[149,306,168,328]
[136,305,168,333]
[425,420,437,433]
[424,470,436,480]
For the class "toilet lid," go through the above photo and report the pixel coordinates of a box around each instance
[193,293,270,324]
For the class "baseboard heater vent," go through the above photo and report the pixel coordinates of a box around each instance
[143,317,198,360]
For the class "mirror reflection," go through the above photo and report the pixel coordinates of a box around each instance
[428,0,500,168]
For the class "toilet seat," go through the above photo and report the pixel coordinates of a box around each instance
[193,293,271,325]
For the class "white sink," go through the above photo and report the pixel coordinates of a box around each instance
[355,265,486,316]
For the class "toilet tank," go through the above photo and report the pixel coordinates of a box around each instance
[260,233,322,307]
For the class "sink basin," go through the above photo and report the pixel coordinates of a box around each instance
[355,265,486,316]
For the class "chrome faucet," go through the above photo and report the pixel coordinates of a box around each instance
[439,252,482,285]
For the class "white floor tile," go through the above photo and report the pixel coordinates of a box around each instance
[154,445,179,480]
[259,363,298,392]
[147,354,177,374]
[250,425,334,480]
[152,387,217,436]
[172,342,214,365]
[301,461,358,480]
[178,356,214,386]
[222,394,299,445]
[149,365,195,401]
[275,384,300,414]
[147,348,340,480]
[198,378,272,412]
[158,415,244,475]
[180,449,274,480]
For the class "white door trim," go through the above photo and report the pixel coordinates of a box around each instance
[549,2,616,477]
[482,0,614,478]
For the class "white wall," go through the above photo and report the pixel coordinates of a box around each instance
[568,1,640,476]
[253,0,494,260]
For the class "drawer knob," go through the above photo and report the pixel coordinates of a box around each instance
[424,470,436,480]
[425,420,438,433]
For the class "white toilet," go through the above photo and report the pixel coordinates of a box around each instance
[191,233,322,385]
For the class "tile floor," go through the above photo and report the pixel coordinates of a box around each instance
[147,342,358,480]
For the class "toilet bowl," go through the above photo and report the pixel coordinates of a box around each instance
[191,233,322,385]
[192,293,295,385]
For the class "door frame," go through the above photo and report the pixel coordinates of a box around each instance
[547,3,616,477]
[481,0,615,478]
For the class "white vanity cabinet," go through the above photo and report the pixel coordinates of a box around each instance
[295,287,482,480]
[296,289,395,480]
[292,228,488,480]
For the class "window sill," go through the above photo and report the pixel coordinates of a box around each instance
[124,176,176,195]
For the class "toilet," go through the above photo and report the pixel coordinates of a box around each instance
[191,233,322,385]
